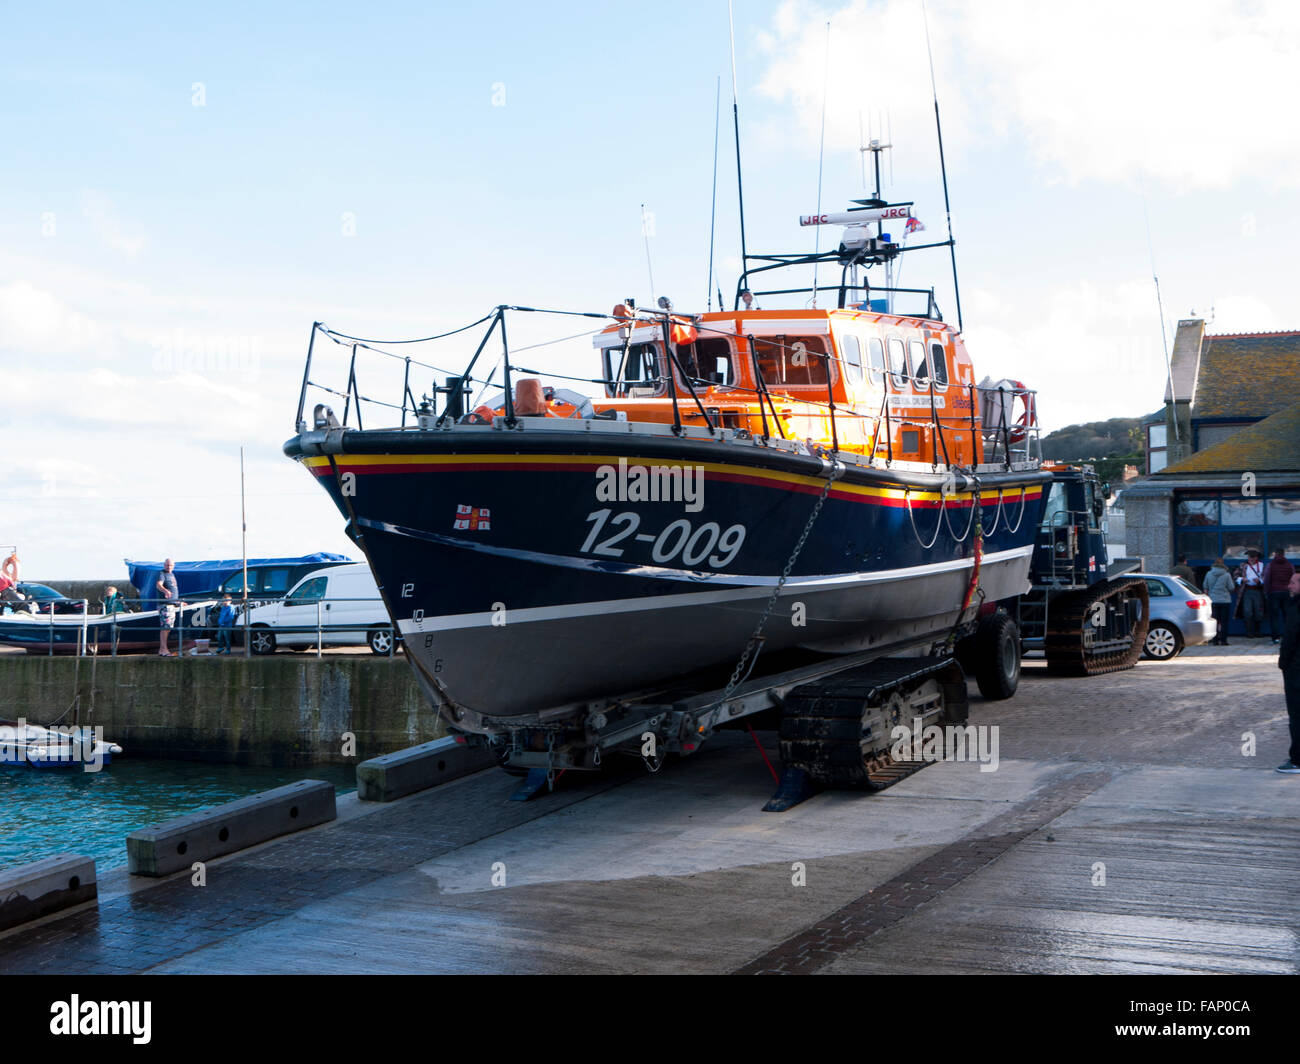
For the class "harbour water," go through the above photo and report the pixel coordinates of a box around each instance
[0,759,356,873]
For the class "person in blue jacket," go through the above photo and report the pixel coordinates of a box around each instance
[216,594,238,654]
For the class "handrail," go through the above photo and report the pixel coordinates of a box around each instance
[293,306,1042,470]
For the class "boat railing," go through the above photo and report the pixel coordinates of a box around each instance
[293,306,1041,474]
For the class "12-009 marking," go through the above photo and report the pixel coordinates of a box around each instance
[581,509,746,568]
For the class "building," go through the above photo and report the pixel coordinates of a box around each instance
[1126,320,1300,584]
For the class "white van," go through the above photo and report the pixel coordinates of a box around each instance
[243,563,396,654]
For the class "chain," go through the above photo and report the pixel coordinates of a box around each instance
[709,458,844,712]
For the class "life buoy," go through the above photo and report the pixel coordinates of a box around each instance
[1005,380,1038,444]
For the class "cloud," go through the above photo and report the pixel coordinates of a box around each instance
[753,0,1300,189]
[80,188,146,257]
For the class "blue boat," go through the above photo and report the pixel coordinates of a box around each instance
[0,601,216,655]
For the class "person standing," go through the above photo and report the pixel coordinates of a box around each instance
[1202,557,1235,646]
[0,551,24,607]
[1264,548,1296,645]
[1238,549,1267,638]
[1276,571,1300,774]
[1170,555,1196,585]
[156,558,181,656]
[216,594,236,654]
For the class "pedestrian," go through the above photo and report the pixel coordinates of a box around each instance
[156,558,181,656]
[1276,571,1300,774]
[1264,548,1296,645]
[1237,549,1267,638]
[0,551,25,608]
[1170,555,1196,585]
[216,594,237,654]
[102,585,127,614]
[1202,557,1235,646]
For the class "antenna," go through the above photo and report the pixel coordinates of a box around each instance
[810,21,830,307]
[921,0,963,332]
[858,111,866,188]
[1141,174,1178,442]
[707,75,721,312]
[728,0,749,304]
[641,203,656,305]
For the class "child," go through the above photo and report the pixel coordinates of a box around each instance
[217,594,237,654]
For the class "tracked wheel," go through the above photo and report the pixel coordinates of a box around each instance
[777,658,969,791]
[1044,576,1150,676]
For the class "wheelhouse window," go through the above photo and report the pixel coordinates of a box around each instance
[603,342,663,397]
[839,334,864,384]
[678,337,734,387]
[887,337,909,389]
[866,337,886,387]
[754,334,831,387]
[908,340,928,386]
[928,341,949,385]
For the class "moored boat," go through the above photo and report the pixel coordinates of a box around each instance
[0,602,217,655]
[0,719,123,769]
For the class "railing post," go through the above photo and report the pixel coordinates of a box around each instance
[48,607,53,656]
[499,308,517,427]
[295,321,320,433]
[317,600,323,660]
[80,601,88,658]
[401,357,411,428]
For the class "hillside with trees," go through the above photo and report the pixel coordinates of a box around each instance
[1039,417,1147,482]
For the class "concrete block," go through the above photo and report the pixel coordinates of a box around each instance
[0,855,97,931]
[356,735,494,802]
[127,779,336,877]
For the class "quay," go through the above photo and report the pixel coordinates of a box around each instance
[0,652,439,766]
[0,643,1297,974]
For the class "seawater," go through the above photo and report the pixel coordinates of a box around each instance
[0,759,357,873]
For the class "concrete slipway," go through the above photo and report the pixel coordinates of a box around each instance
[1,644,1296,975]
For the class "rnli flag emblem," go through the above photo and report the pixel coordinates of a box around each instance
[454,505,491,531]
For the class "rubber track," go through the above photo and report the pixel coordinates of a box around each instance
[1043,576,1150,676]
[777,659,967,790]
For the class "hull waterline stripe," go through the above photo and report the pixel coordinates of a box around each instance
[306,454,1042,508]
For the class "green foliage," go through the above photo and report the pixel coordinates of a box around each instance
[1041,417,1145,463]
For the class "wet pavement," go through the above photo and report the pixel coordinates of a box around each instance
[1,644,1296,974]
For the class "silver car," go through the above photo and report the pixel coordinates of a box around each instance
[1135,573,1217,660]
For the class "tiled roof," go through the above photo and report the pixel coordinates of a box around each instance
[1193,331,1300,419]
[1160,401,1300,474]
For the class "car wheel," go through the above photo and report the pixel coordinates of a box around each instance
[1142,621,1182,660]
[368,628,395,654]
[250,627,277,655]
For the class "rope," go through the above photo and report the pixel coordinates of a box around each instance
[320,311,497,346]
[747,722,781,783]
[905,487,943,549]
[945,481,984,652]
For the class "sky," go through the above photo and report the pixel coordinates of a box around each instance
[2,0,1298,577]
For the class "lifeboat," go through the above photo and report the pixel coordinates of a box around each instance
[285,199,1050,739]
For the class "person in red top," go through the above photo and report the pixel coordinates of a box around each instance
[1265,548,1297,645]
[0,552,24,606]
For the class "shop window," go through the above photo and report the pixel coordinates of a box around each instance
[1221,498,1265,525]
[1176,499,1218,526]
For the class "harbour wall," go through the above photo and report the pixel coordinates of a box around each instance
[0,656,445,766]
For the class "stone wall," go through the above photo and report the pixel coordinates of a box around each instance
[0,655,445,766]
[1121,484,1174,573]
